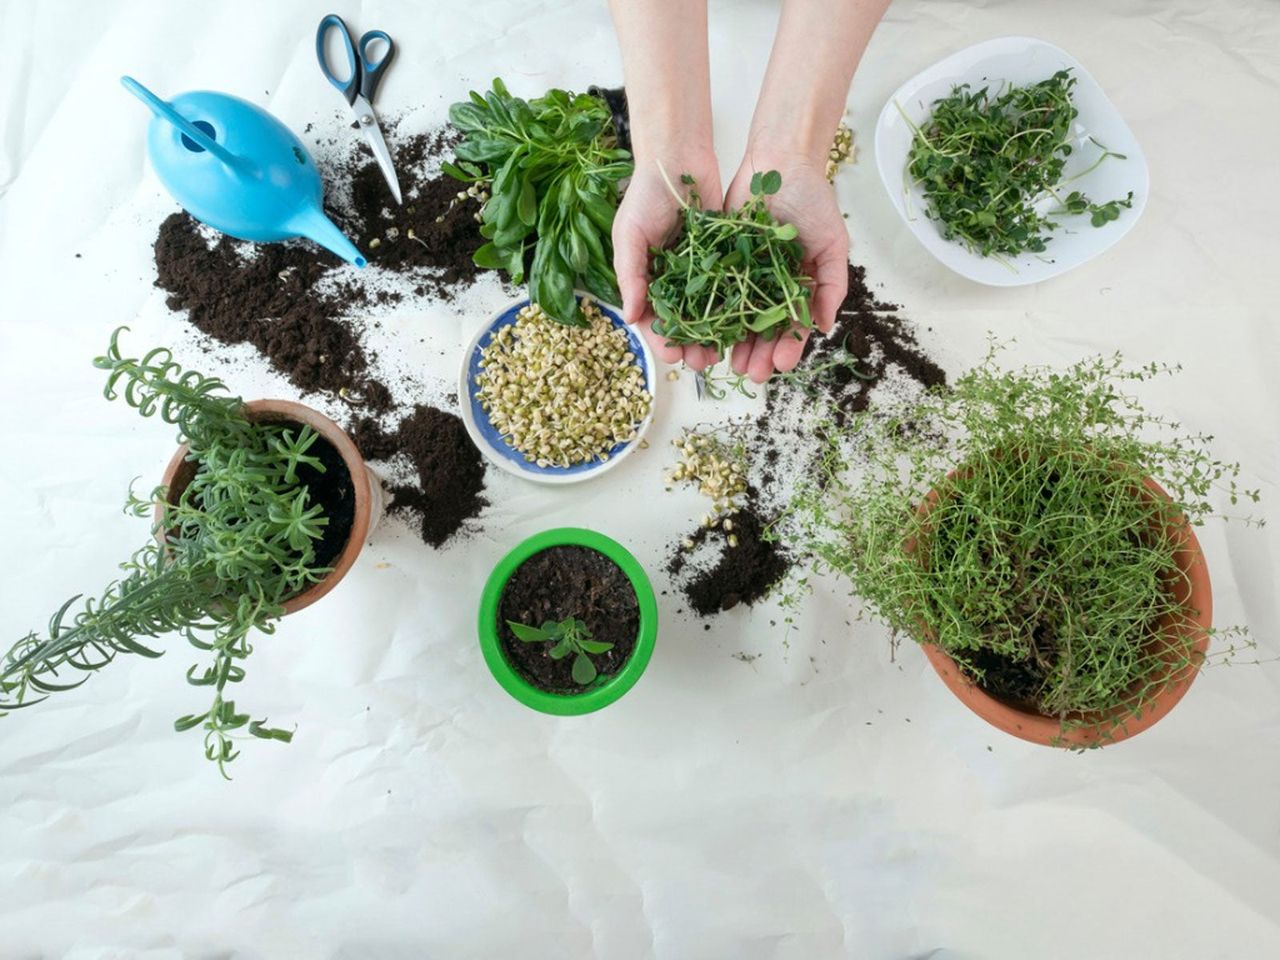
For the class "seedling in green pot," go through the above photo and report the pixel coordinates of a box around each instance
[506,617,614,686]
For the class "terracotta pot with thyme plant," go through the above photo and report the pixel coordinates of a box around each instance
[787,349,1260,746]
[1,329,380,775]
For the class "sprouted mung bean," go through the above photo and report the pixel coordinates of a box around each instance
[667,429,749,542]
[826,122,855,182]
[475,300,652,468]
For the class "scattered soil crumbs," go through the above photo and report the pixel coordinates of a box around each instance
[666,261,947,616]
[152,120,495,548]
[350,406,487,548]
[666,503,789,615]
[498,546,639,694]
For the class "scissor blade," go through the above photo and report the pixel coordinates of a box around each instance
[351,96,402,205]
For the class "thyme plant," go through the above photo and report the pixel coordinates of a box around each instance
[507,617,614,685]
[1,329,334,776]
[786,349,1259,726]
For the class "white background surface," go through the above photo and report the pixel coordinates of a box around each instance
[2,1,1279,957]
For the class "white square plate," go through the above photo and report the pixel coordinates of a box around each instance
[874,36,1149,286]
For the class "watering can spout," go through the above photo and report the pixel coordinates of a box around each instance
[289,206,367,268]
[121,75,248,171]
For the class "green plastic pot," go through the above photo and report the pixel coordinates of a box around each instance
[478,528,658,715]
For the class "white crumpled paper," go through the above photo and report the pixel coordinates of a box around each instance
[1,1,1279,957]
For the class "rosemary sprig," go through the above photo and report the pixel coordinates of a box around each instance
[1,329,332,777]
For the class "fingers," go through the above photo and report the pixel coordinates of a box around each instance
[773,328,810,373]
[810,244,849,334]
[612,217,650,328]
[747,335,777,384]
[685,344,720,372]
[634,315,685,365]
[730,339,753,376]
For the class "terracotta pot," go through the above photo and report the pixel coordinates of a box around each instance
[156,399,382,615]
[913,473,1212,747]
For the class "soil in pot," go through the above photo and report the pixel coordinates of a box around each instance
[296,430,356,568]
[171,424,357,572]
[497,546,639,694]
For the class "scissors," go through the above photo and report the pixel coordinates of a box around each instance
[315,13,402,204]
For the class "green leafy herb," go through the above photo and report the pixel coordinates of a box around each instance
[1,329,334,776]
[507,616,614,686]
[445,78,633,326]
[784,346,1261,734]
[648,169,811,357]
[902,70,1133,259]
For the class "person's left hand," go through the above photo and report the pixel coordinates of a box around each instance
[723,152,849,383]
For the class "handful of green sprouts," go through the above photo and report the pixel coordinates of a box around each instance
[1,329,332,776]
[648,169,811,357]
[507,616,614,685]
[902,70,1133,259]
[785,348,1259,729]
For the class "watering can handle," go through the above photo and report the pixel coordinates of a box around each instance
[120,76,246,171]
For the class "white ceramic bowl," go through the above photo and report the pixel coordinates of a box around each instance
[874,36,1149,286]
[458,295,657,485]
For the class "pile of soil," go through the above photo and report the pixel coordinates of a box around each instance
[152,128,488,405]
[497,545,639,693]
[792,263,947,429]
[337,128,486,286]
[666,260,947,617]
[152,122,494,548]
[349,406,487,548]
[666,504,789,615]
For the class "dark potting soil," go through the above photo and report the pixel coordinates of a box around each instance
[296,430,357,568]
[151,126,490,409]
[782,262,946,430]
[152,124,497,549]
[497,546,640,694]
[962,646,1047,711]
[349,405,487,548]
[666,261,947,618]
[666,504,791,616]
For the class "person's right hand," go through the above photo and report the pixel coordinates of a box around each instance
[612,152,723,372]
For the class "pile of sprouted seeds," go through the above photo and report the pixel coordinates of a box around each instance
[901,69,1133,259]
[474,300,652,468]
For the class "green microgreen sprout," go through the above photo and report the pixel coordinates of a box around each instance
[445,78,633,326]
[506,616,614,686]
[901,70,1134,259]
[782,344,1262,736]
[1,328,333,777]
[648,169,812,357]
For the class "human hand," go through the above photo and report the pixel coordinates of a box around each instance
[613,151,724,372]
[723,154,849,383]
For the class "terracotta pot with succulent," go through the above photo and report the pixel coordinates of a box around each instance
[1,329,381,775]
[787,348,1260,746]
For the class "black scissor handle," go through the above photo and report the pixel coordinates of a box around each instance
[357,30,395,103]
[316,14,359,106]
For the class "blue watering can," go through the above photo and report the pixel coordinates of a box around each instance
[121,76,366,267]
